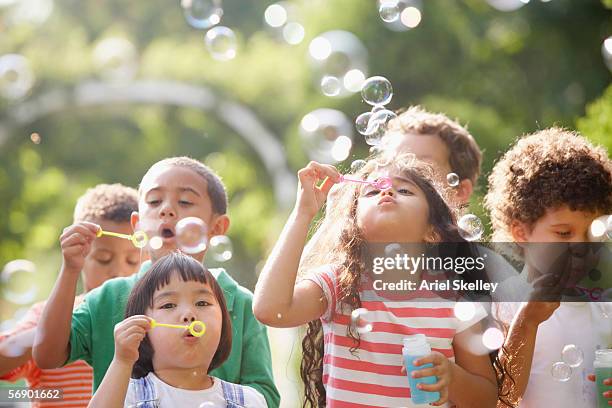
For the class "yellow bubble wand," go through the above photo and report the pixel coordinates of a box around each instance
[96,229,149,249]
[150,319,206,337]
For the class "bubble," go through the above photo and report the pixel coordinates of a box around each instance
[1,259,37,305]
[454,302,476,322]
[321,75,341,96]
[350,159,367,173]
[149,236,163,250]
[343,69,366,93]
[198,403,216,408]
[30,133,41,144]
[131,231,149,249]
[365,108,397,135]
[481,327,504,350]
[384,243,403,258]
[379,0,400,22]
[561,344,583,368]
[209,235,233,262]
[551,361,572,382]
[264,3,287,28]
[365,131,383,146]
[589,217,607,242]
[92,38,138,82]
[0,324,35,357]
[308,31,369,96]
[282,22,305,45]
[0,54,34,99]
[277,313,282,319]
[181,0,223,30]
[603,37,612,72]
[355,112,373,135]
[447,173,460,187]
[607,214,612,239]
[176,217,209,254]
[205,26,237,61]
[350,308,373,333]
[300,109,353,164]
[486,0,528,12]
[361,76,393,106]
[458,214,484,242]
[371,105,385,113]
[400,6,422,28]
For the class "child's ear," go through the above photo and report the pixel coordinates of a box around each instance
[454,179,473,206]
[510,220,529,243]
[130,212,139,232]
[209,214,230,237]
[424,228,440,243]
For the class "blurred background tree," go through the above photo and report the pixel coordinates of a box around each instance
[0,0,610,403]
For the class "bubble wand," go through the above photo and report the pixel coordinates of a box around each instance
[150,319,206,337]
[320,175,393,190]
[96,229,149,249]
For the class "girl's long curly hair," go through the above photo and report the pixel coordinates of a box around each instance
[298,153,512,407]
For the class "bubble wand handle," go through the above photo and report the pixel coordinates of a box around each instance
[96,229,132,240]
[150,319,206,337]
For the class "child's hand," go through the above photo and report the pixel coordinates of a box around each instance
[588,374,612,405]
[411,351,452,406]
[59,221,100,273]
[520,301,559,327]
[295,161,341,219]
[113,315,151,364]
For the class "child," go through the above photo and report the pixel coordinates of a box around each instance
[381,105,482,206]
[0,183,140,408]
[484,128,612,407]
[32,157,280,407]
[88,252,267,407]
[254,154,498,407]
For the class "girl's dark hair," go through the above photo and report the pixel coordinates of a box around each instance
[125,252,232,378]
[299,154,512,407]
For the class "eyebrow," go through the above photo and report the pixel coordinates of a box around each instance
[153,287,214,302]
[145,186,201,197]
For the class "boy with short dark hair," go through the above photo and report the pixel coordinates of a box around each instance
[32,157,280,407]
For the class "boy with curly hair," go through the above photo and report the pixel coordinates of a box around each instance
[484,128,612,407]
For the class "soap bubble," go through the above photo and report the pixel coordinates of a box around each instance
[300,109,353,164]
[371,105,385,113]
[447,173,460,187]
[205,26,237,61]
[198,402,215,408]
[561,344,583,368]
[607,214,612,239]
[308,31,369,96]
[454,302,476,322]
[361,76,393,106]
[379,0,400,22]
[482,327,504,350]
[603,36,612,72]
[351,308,373,333]
[209,235,233,262]
[350,159,367,173]
[486,0,528,12]
[181,0,222,30]
[321,75,341,96]
[93,37,138,82]
[1,259,37,305]
[551,361,572,382]
[264,3,287,28]
[365,108,397,136]
[355,112,373,135]
[282,22,305,45]
[0,54,34,99]
[176,217,209,254]
[458,214,484,242]
[149,236,163,250]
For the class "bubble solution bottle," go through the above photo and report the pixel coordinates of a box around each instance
[595,349,612,408]
[403,334,440,405]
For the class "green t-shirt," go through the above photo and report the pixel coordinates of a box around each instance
[68,261,280,408]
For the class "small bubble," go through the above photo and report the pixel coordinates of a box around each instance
[361,76,393,106]
[551,361,572,382]
[321,75,341,96]
[209,235,233,262]
[350,159,367,173]
[30,133,41,144]
[447,173,460,187]
[131,231,149,249]
[561,344,583,368]
[454,302,476,322]
[350,308,373,333]
[149,236,163,250]
[205,26,237,61]
[481,327,504,350]
[277,313,282,319]
[176,217,209,254]
[355,112,373,136]
[379,0,400,22]
[458,214,483,242]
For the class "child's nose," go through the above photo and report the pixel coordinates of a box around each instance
[381,188,394,196]
[159,204,176,218]
[182,312,196,323]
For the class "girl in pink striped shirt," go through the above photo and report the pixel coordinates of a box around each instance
[254,154,500,407]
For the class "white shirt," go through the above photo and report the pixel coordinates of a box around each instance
[496,302,612,408]
[124,373,268,408]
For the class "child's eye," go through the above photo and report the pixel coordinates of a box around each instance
[365,189,380,197]
[178,200,193,206]
[556,231,572,238]
[147,200,161,206]
[196,300,211,307]
[96,259,111,265]
[397,188,413,195]
[160,303,175,309]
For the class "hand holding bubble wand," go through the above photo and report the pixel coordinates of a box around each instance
[96,228,149,248]
[149,319,206,337]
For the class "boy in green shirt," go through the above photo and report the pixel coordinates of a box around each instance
[32,157,280,407]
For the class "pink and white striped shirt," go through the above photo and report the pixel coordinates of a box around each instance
[305,265,487,408]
